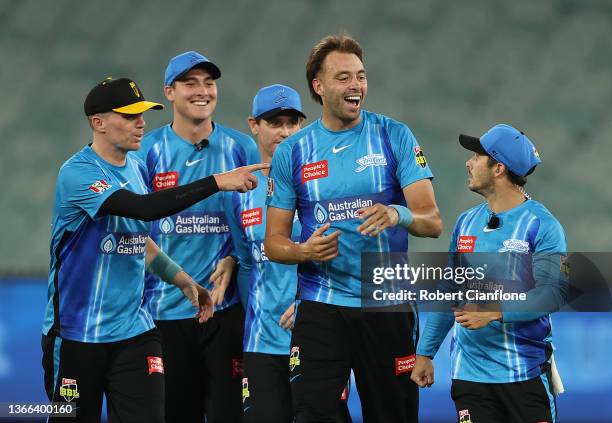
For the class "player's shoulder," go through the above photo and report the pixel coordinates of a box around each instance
[363,110,413,133]
[278,120,320,154]
[214,122,255,146]
[126,151,146,169]
[142,124,170,145]
[59,146,98,175]
[456,202,488,225]
[525,200,564,231]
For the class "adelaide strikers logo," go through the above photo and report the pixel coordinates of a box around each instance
[289,346,301,371]
[59,378,80,402]
[314,203,329,224]
[100,234,117,253]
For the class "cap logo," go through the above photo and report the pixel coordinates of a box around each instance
[129,82,141,98]
[189,53,200,64]
[274,88,287,104]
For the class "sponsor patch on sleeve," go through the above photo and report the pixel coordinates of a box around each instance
[89,180,111,194]
[266,177,274,198]
[560,255,570,278]
[414,146,428,168]
[153,171,178,191]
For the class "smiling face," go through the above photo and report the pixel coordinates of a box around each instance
[312,51,367,130]
[164,68,217,123]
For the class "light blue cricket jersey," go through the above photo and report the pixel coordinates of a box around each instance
[417,199,568,383]
[267,110,433,307]
[42,146,155,343]
[224,171,301,355]
[137,123,259,319]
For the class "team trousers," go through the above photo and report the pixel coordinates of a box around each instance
[42,329,164,423]
[290,300,418,423]
[155,302,244,423]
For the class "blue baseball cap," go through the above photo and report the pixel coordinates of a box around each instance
[252,84,306,120]
[459,124,541,177]
[164,51,221,86]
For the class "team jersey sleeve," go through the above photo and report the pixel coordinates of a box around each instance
[58,161,120,220]
[223,192,254,308]
[267,143,296,210]
[501,217,569,322]
[388,122,434,188]
[416,222,461,358]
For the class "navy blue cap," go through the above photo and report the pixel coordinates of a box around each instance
[252,84,306,120]
[164,51,221,86]
[459,124,541,177]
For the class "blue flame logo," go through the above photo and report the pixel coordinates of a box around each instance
[314,203,328,224]
[100,234,117,254]
[251,243,261,263]
[159,217,175,234]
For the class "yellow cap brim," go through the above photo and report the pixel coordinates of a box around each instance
[112,101,164,114]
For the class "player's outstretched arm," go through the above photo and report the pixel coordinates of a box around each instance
[145,237,214,323]
[265,208,340,264]
[100,163,270,221]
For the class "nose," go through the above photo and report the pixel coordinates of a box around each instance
[135,115,145,128]
[280,125,290,138]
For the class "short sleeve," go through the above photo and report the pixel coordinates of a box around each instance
[388,122,434,188]
[58,161,120,220]
[267,143,296,210]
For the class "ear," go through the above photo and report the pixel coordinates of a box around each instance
[90,115,106,133]
[164,85,174,102]
[247,117,259,137]
[495,163,506,176]
[312,78,323,98]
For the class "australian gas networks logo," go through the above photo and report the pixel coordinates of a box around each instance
[313,198,373,224]
[100,233,147,255]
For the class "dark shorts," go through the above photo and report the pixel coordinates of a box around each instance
[155,302,244,423]
[290,300,418,423]
[451,376,557,423]
[42,329,164,423]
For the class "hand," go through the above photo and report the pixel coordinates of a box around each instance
[174,271,214,323]
[210,256,236,306]
[410,355,435,388]
[214,163,270,193]
[299,223,341,262]
[356,203,399,236]
[279,302,296,330]
[453,303,502,330]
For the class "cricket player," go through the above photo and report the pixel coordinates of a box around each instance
[411,124,568,423]
[137,51,259,423]
[225,84,353,422]
[42,77,266,422]
[265,35,443,423]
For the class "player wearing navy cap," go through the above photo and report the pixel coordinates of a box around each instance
[265,35,443,423]
[42,77,266,422]
[137,51,260,423]
[412,124,568,423]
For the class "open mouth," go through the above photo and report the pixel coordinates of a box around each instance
[344,95,361,108]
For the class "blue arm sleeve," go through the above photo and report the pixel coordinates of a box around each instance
[267,142,296,210]
[387,120,434,188]
[416,224,460,358]
[224,192,254,308]
[502,218,569,322]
